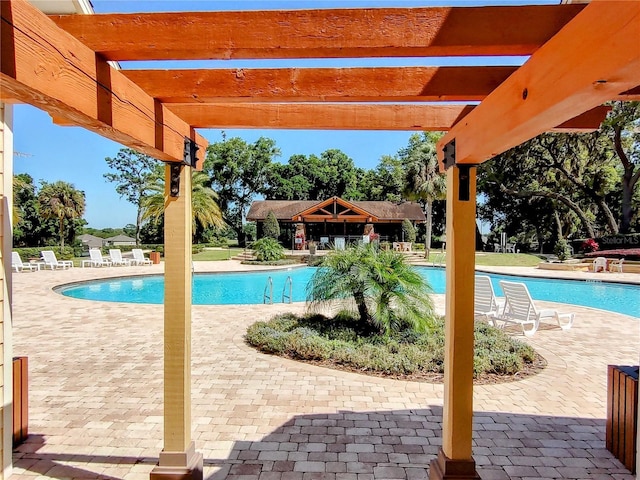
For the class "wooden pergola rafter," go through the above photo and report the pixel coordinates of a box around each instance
[2,1,639,479]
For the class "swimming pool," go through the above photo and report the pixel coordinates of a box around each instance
[57,267,640,318]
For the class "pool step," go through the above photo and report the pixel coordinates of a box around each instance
[232,250,257,261]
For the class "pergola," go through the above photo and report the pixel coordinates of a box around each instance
[1,0,639,478]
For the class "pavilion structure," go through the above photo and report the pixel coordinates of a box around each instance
[247,197,426,246]
[1,0,639,478]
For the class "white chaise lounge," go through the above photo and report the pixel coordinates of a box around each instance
[41,250,74,270]
[488,280,574,336]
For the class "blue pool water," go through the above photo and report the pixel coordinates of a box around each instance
[58,267,640,318]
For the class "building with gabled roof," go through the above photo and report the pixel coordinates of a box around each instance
[247,196,425,245]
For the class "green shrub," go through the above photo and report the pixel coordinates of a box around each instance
[252,237,284,261]
[14,246,75,260]
[402,218,417,243]
[262,211,280,240]
[554,239,571,261]
[245,313,539,380]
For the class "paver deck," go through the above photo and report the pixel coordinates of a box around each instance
[8,261,640,479]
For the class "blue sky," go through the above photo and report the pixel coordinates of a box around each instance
[12,0,556,229]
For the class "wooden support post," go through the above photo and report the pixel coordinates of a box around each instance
[151,164,202,480]
[430,166,480,480]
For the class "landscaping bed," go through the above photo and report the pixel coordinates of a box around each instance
[246,313,545,385]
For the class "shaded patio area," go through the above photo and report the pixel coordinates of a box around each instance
[9,263,639,479]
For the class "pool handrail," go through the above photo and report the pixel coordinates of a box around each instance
[263,276,273,305]
[282,276,293,304]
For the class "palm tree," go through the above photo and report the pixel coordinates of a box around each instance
[37,181,86,248]
[306,244,434,335]
[141,170,224,235]
[401,132,447,258]
[12,175,32,225]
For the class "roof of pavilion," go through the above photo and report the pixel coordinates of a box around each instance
[1,1,638,166]
[247,198,426,222]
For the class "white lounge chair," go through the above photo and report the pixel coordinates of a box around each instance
[474,275,501,318]
[41,250,74,270]
[83,248,112,267]
[592,256,608,272]
[11,252,38,272]
[131,248,153,266]
[609,258,624,272]
[109,249,131,266]
[488,280,574,336]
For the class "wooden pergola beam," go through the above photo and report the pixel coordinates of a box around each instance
[123,67,517,103]
[166,103,608,132]
[0,0,207,163]
[437,0,640,166]
[49,5,585,61]
[167,104,476,130]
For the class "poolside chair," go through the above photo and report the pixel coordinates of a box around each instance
[131,248,153,266]
[488,280,574,336]
[11,252,38,272]
[109,249,131,266]
[609,258,624,273]
[87,248,112,267]
[474,275,502,319]
[40,250,74,270]
[592,256,608,272]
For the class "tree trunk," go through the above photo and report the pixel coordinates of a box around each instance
[424,200,433,259]
[59,216,65,248]
[597,199,619,235]
[354,291,372,330]
[535,228,545,254]
[614,124,640,234]
[620,172,636,234]
[554,211,563,239]
[135,205,144,245]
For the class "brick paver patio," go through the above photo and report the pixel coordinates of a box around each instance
[8,261,639,479]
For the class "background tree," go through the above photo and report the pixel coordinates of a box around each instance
[265,150,365,200]
[262,210,280,239]
[400,132,447,257]
[205,134,280,245]
[402,218,417,243]
[243,222,257,242]
[104,148,162,244]
[141,170,224,243]
[359,155,405,202]
[603,101,640,233]
[37,180,86,248]
[12,174,46,246]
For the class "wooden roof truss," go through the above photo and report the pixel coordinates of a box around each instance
[293,197,378,223]
[2,0,638,164]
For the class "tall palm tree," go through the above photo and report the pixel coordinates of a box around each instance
[37,181,86,248]
[141,170,224,235]
[12,175,31,225]
[401,132,447,258]
[306,244,434,335]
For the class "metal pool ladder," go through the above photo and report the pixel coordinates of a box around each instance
[282,276,293,304]
[263,276,273,304]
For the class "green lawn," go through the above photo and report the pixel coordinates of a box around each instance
[426,251,542,267]
[192,248,244,261]
[474,252,542,267]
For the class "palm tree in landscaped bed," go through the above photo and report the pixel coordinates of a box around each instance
[306,243,435,335]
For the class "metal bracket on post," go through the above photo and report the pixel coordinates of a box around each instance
[183,137,199,168]
[442,139,456,170]
[442,139,477,202]
[166,137,199,197]
[169,163,182,197]
[458,164,471,202]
